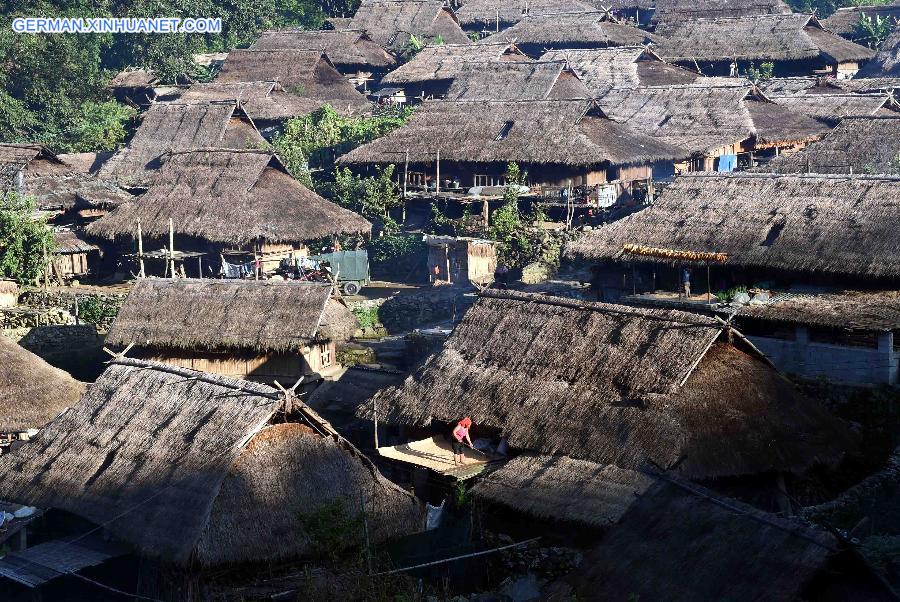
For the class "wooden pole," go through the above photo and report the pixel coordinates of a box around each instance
[435,149,440,195]
[42,240,49,292]
[198,255,203,279]
[496,8,499,32]
[707,261,711,304]
[168,218,175,278]
[403,149,409,224]
[254,243,259,280]
[373,395,379,449]
[137,219,145,278]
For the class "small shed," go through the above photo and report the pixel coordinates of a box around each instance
[52,231,100,281]
[424,235,497,286]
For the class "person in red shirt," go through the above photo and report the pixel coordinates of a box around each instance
[452,417,474,466]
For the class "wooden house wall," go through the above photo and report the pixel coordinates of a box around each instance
[465,242,497,284]
[53,252,90,278]
[402,161,610,191]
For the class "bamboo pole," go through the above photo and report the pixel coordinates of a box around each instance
[198,256,203,279]
[373,395,379,449]
[168,218,175,279]
[137,219,145,278]
[403,149,409,224]
[435,149,440,194]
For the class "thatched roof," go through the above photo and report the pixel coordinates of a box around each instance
[551,475,865,602]
[0,359,420,566]
[595,83,826,154]
[0,144,61,190]
[307,365,405,415]
[214,50,371,114]
[656,14,875,65]
[761,115,900,174]
[823,4,900,40]
[0,335,85,433]
[106,279,355,353]
[339,99,686,167]
[367,290,852,479]
[833,76,900,93]
[53,230,99,254]
[541,47,701,94]
[88,149,372,245]
[652,0,792,27]
[478,11,657,53]
[444,60,591,100]
[453,0,599,29]
[757,76,841,96]
[97,101,266,188]
[55,151,112,175]
[770,92,899,123]
[108,68,158,89]
[857,26,900,77]
[349,0,471,52]
[179,81,326,120]
[566,172,900,279]
[252,29,397,70]
[736,290,900,331]
[380,41,529,86]
[472,454,654,527]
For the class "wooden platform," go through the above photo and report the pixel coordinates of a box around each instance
[377,436,504,480]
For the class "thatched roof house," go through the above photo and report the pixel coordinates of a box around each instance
[651,0,791,28]
[0,358,421,566]
[823,4,900,42]
[107,279,355,353]
[655,14,875,76]
[178,81,325,122]
[769,92,900,124]
[348,0,470,53]
[857,26,900,77]
[379,41,529,95]
[444,60,591,100]
[548,474,891,602]
[566,172,900,281]
[252,29,397,72]
[367,290,852,479]
[472,454,655,527]
[0,336,84,436]
[214,50,371,114]
[97,101,266,188]
[595,83,829,160]
[541,47,701,95]
[453,0,598,31]
[89,149,371,248]
[478,11,657,56]
[761,115,900,174]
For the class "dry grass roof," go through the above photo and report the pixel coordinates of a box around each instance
[89,149,371,245]
[106,279,355,353]
[349,0,471,52]
[479,11,657,51]
[857,27,900,77]
[770,92,898,123]
[761,115,900,174]
[652,0,792,27]
[737,290,900,331]
[444,60,591,100]
[566,172,900,279]
[214,50,371,114]
[380,41,529,85]
[552,475,850,602]
[339,99,685,167]
[541,47,701,94]
[367,290,851,479]
[823,4,900,39]
[656,14,875,64]
[472,454,654,527]
[108,68,158,88]
[454,0,599,28]
[179,81,327,120]
[0,359,420,566]
[0,336,85,433]
[252,29,397,69]
[97,101,266,187]
[53,230,100,254]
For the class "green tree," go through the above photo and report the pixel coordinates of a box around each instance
[0,193,55,285]
[63,100,137,152]
[854,13,894,48]
[330,165,402,232]
[787,0,893,18]
[744,61,775,83]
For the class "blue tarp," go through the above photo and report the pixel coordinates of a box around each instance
[717,154,737,172]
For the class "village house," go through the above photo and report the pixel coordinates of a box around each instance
[107,68,182,108]
[655,14,875,78]
[348,0,471,54]
[769,92,900,125]
[594,83,830,172]
[97,100,266,189]
[88,149,371,277]
[0,335,84,453]
[252,29,397,89]
[338,99,686,209]
[823,4,900,43]
[105,279,356,386]
[443,60,592,100]
[451,0,599,35]
[378,41,531,100]
[424,234,497,286]
[565,172,900,384]
[478,10,658,57]
[367,290,854,498]
[51,230,102,282]
[541,46,703,95]
[0,358,421,599]
[213,49,372,115]
[762,115,900,174]
[857,26,900,77]
[651,0,792,29]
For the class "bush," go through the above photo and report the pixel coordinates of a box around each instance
[76,295,120,325]
[0,193,55,285]
[297,498,365,565]
[366,234,425,263]
[352,306,380,329]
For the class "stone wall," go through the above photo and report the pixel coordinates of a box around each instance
[349,287,478,334]
[17,324,108,381]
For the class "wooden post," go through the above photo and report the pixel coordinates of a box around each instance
[483,200,489,232]
[435,149,440,195]
[137,219,145,278]
[403,149,409,224]
[373,396,379,449]
[168,218,175,279]
[42,240,49,292]
[253,244,259,280]
[496,8,500,32]
[197,255,203,279]
[706,261,711,304]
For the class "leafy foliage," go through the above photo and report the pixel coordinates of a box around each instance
[367,233,426,263]
[352,305,380,329]
[76,295,121,325]
[854,13,894,49]
[744,62,775,83]
[329,165,403,233]
[65,101,137,152]
[297,498,365,565]
[786,0,894,18]
[0,193,55,285]
[489,163,548,268]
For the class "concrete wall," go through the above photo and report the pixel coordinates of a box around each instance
[748,328,899,386]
